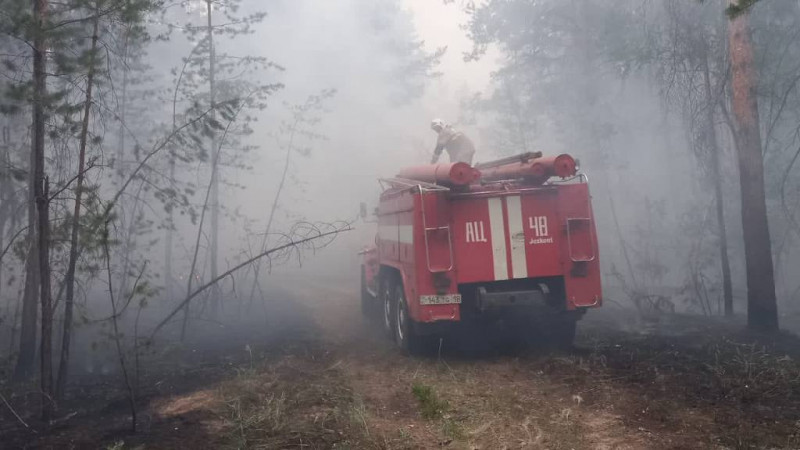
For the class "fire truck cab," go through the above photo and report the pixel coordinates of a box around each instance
[360,152,602,352]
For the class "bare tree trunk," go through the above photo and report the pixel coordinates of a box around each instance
[165,39,204,310]
[114,25,132,299]
[206,0,221,315]
[0,186,8,308]
[10,275,23,356]
[727,3,778,332]
[165,159,174,300]
[182,96,251,339]
[13,211,37,380]
[712,151,734,316]
[118,181,145,301]
[247,119,300,305]
[37,178,53,421]
[116,26,129,188]
[15,0,49,383]
[56,12,99,401]
[31,0,52,420]
[102,222,137,432]
[701,53,734,317]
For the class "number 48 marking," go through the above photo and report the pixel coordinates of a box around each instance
[529,216,549,237]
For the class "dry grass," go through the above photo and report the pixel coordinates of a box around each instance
[213,354,364,449]
[539,323,800,448]
[411,383,448,420]
[12,280,800,450]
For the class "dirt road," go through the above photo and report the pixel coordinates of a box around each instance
[279,278,714,450]
[6,275,800,449]
[287,278,657,449]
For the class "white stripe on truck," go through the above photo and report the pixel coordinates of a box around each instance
[487,197,508,281]
[506,195,529,279]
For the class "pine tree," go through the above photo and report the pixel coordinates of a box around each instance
[727,0,778,331]
[161,0,281,328]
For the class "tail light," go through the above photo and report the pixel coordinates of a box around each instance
[432,272,452,294]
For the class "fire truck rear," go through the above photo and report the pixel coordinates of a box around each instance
[360,152,601,352]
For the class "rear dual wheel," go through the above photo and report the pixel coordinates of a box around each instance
[381,276,395,339]
[394,284,419,353]
[360,265,373,316]
[380,275,421,354]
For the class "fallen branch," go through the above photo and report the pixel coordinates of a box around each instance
[0,391,34,432]
[150,224,351,338]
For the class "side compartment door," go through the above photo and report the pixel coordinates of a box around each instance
[520,191,563,277]
[451,197,504,283]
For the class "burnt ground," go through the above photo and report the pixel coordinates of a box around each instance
[4,275,800,449]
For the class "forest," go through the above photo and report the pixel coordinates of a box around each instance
[2,0,800,448]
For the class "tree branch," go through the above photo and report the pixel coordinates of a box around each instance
[0,390,33,432]
[106,105,219,213]
[47,157,98,202]
[0,224,28,264]
[150,225,352,338]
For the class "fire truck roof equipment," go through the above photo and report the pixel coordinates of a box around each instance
[396,162,480,187]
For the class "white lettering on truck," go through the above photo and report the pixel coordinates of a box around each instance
[465,221,488,243]
[528,216,554,245]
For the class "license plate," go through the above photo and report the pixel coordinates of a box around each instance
[419,294,462,305]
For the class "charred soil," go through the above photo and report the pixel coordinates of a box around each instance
[4,278,800,449]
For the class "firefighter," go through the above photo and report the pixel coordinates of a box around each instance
[430,119,476,165]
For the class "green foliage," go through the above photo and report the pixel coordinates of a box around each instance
[411,383,448,420]
[441,416,464,441]
[153,0,283,238]
[464,0,800,302]
[725,0,762,18]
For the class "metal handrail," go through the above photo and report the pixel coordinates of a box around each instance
[379,177,450,193]
[566,218,597,262]
[547,172,588,186]
[564,172,596,262]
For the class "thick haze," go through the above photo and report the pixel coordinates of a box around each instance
[143,0,499,280]
[146,0,748,301]
[2,0,796,344]
[5,4,800,439]
[144,0,722,303]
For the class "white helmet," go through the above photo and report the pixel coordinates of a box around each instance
[431,118,446,131]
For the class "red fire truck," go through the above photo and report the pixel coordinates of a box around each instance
[359,152,601,352]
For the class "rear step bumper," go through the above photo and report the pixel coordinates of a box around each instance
[477,287,547,311]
